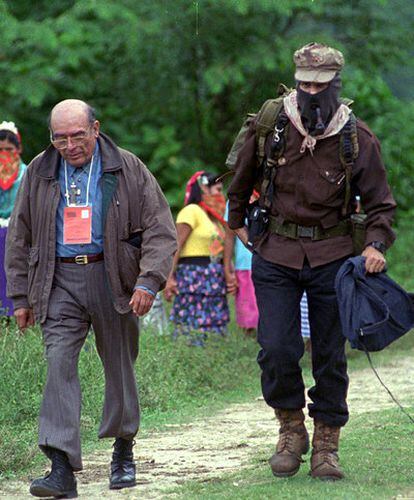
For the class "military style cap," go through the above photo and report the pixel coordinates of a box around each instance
[294,42,344,83]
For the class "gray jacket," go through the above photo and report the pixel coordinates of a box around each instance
[5,133,177,322]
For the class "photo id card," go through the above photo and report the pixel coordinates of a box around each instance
[63,206,92,244]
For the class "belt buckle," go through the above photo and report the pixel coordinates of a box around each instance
[297,225,314,238]
[75,255,88,265]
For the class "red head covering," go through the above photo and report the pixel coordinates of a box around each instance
[184,170,204,205]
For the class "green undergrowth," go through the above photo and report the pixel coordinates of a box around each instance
[0,223,412,482]
[0,319,260,479]
[169,406,414,499]
[1,315,413,482]
[386,212,414,291]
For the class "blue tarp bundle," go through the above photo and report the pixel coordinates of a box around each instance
[335,256,414,352]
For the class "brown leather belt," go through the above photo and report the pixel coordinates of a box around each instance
[56,252,104,265]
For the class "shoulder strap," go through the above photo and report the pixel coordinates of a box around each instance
[255,98,284,165]
[255,84,293,166]
[339,112,359,216]
[260,109,290,210]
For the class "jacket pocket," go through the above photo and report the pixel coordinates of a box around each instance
[119,241,141,294]
[125,231,143,249]
[317,166,346,203]
[319,167,346,185]
[27,247,40,307]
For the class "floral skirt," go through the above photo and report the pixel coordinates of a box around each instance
[170,262,229,338]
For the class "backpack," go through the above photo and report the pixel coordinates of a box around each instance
[226,84,359,216]
[225,84,292,171]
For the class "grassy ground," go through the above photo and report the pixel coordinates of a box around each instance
[0,222,412,485]
[168,406,414,499]
[167,334,414,499]
[0,319,260,479]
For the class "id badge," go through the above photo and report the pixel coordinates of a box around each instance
[63,206,92,244]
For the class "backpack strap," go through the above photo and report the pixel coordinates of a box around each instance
[261,110,290,209]
[255,84,293,166]
[255,98,285,166]
[339,112,359,216]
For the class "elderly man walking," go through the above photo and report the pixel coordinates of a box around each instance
[227,43,396,480]
[6,99,177,498]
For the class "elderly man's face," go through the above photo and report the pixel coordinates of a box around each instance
[50,108,99,167]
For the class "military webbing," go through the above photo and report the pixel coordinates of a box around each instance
[260,112,289,210]
[258,99,359,218]
[254,84,292,165]
[255,98,285,166]
[339,112,359,216]
[268,216,351,241]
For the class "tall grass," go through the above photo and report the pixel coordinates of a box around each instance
[0,320,259,477]
[0,222,412,479]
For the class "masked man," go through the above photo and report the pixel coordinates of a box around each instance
[6,100,177,498]
[227,43,396,480]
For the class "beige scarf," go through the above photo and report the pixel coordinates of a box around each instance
[283,90,351,155]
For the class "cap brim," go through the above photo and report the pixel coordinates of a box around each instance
[295,68,336,83]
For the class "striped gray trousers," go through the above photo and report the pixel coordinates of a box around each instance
[38,260,140,471]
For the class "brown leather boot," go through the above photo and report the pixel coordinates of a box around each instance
[269,409,309,477]
[310,421,344,480]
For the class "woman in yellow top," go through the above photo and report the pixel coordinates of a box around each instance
[164,171,229,345]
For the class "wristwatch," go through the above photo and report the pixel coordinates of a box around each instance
[367,241,386,254]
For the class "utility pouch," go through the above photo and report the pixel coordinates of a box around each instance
[350,213,367,255]
[247,205,269,249]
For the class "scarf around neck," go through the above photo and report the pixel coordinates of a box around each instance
[199,193,226,225]
[283,90,351,155]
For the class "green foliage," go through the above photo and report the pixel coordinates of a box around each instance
[0,0,412,213]
[387,210,414,290]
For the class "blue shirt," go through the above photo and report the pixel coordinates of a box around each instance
[56,143,103,257]
[224,202,252,271]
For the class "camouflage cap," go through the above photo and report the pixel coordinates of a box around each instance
[294,42,344,83]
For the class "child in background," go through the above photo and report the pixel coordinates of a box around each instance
[224,193,259,336]
[0,121,27,316]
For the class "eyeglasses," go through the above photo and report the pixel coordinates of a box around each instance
[50,127,92,150]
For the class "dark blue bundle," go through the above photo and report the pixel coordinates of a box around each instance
[335,256,414,352]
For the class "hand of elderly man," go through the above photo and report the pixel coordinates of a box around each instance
[129,288,155,317]
[14,308,35,331]
[362,245,386,274]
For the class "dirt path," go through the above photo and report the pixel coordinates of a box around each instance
[2,356,413,499]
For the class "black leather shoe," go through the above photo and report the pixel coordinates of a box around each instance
[30,448,77,498]
[109,437,136,490]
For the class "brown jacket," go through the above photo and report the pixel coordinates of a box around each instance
[227,115,396,269]
[5,133,177,322]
